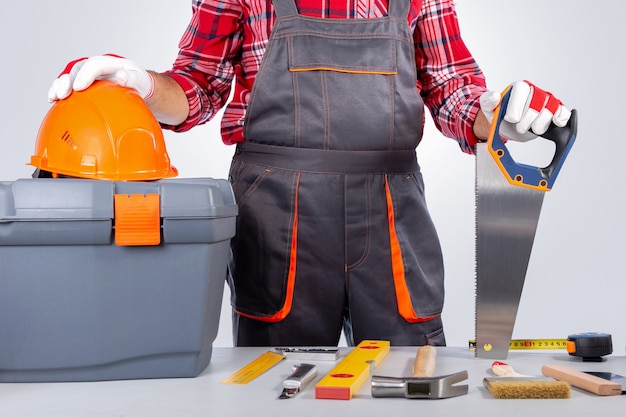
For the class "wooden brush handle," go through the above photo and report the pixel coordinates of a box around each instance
[412,345,437,377]
[541,365,622,396]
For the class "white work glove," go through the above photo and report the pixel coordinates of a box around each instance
[48,54,154,102]
[480,80,571,142]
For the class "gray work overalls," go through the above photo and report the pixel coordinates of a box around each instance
[228,0,446,347]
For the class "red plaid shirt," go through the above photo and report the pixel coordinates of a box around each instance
[164,0,487,154]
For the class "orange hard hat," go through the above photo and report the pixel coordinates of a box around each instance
[30,80,178,180]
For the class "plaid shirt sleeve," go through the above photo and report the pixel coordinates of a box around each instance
[161,0,245,135]
[415,0,487,154]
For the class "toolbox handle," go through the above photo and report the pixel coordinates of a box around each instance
[488,87,578,191]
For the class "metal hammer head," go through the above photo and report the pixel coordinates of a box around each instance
[371,370,469,399]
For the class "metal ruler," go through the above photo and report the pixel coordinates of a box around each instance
[220,350,285,384]
[469,338,568,351]
[315,340,390,400]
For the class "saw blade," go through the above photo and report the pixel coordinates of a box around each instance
[474,142,545,359]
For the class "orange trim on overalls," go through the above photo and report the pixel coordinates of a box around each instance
[385,176,437,323]
[237,173,300,323]
[289,67,397,75]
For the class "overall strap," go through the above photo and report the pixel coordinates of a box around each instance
[387,0,412,19]
[271,0,299,18]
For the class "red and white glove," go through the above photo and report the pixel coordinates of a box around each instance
[47,54,154,102]
[480,80,571,142]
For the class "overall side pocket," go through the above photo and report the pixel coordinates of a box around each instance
[229,161,300,321]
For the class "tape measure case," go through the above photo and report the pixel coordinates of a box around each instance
[0,177,237,382]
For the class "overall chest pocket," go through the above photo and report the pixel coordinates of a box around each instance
[288,34,397,75]
[286,34,401,149]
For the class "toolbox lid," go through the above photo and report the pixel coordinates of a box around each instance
[0,178,237,221]
[0,178,237,246]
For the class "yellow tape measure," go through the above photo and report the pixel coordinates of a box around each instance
[468,339,568,351]
[220,350,285,384]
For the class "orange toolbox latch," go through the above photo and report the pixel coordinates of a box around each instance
[114,194,161,246]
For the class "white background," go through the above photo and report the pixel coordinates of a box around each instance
[0,0,624,353]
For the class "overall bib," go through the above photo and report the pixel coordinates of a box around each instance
[229,0,445,346]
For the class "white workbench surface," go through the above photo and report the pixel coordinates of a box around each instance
[1,347,624,416]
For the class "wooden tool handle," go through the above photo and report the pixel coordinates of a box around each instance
[412,345,437,377]
[541,365,622,396]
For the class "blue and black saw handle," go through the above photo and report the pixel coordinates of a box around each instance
[487,86,578,191]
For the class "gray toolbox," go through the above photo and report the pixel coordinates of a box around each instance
[0,177,237,382]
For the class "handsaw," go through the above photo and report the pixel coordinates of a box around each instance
[474,86,578,359]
